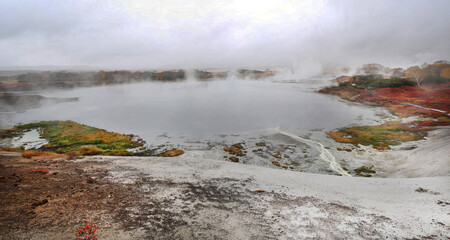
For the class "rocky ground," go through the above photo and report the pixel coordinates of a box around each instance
[1,151,448,239]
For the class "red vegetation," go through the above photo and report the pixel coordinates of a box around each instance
[31,168,49,174]
[415,120,450,128]
[344,83,450,118]
[387,104,447,118]
[373,83,450,114]
[75,221,98,240]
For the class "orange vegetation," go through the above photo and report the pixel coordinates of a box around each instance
[0,147,21,152]
[31,168,50,174]
[22,150,66,158]
[4,121,151,156]
[328,121,425,150]
[441,68,450,78]
[224,147,244,156]
[157,149,184,157]
[327,132,353,143]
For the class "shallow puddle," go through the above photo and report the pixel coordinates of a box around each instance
[7,129,48,150]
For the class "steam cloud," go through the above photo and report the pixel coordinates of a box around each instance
[0,0,449,72]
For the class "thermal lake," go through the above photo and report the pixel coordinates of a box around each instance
[0,78,393,175]
[0,79,383,140]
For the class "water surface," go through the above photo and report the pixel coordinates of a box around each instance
[0,79,380,144]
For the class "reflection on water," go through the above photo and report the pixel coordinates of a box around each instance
[1,129,48,150]
[0,79,379,144]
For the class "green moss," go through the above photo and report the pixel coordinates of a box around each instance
[1,120,153,156]
[354,166,376,175]
[437,116,449,121]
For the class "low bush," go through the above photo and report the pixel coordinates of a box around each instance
[75,221,98,240]
[339,75,416,89]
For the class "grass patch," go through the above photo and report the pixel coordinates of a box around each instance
[328,122,425,150]
[1,120,153,156]
[354,166,376,174]
[23,150,66,158]
[354,165,376,177]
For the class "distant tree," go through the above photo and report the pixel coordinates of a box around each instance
[404,66,426,86]
[441,68,450,78]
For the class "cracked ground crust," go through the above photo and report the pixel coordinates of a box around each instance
[0,154,446,239]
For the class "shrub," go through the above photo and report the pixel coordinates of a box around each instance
[75,221,98,240]
[340,75,416,89]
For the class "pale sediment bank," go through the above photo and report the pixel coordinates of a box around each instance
[84,154,449,239]
[264,128,351,176]
[381,127,450,177]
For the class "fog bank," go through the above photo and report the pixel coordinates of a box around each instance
[0,0,449,73]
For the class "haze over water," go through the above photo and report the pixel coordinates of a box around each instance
[0,79,380,144]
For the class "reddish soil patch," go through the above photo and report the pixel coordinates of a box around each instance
[0,154,137,239]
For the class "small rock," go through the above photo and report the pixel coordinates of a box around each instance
[32,199,48,207]
[224,147,244,156]
[255,142,266,147]
[232,143,244,149]
[229,157,239,162]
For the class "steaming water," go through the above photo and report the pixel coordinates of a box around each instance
[0,79,388,175]
[0,79,379,143]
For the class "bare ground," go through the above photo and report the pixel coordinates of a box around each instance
[0,152,448,239]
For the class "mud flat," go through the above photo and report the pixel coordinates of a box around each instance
[1,152,448,239]
[104,154,449,239]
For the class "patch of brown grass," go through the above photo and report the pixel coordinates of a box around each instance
[157,149,184,157]
[22,150,66,158]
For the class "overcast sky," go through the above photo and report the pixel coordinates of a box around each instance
[0,0,449,70]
